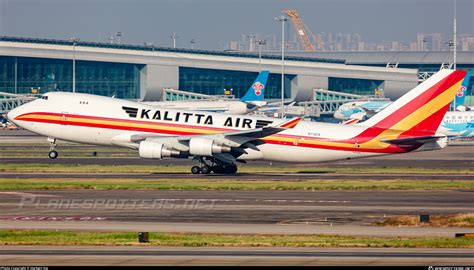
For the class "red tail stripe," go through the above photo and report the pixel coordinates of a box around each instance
[354,71,466,142]
[399,103,451,137]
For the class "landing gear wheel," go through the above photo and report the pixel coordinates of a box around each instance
[48,150,58,159]
[191,166,201,174]
[212,165,224,174]
[224,164,237,174]
[200,165,211,174]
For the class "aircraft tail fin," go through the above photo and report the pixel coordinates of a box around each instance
[241,70,269,102]
[361,69,467,137]
[451,70,471,109]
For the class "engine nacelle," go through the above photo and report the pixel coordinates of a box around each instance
[139,141,181,159]
[189,137,231,156]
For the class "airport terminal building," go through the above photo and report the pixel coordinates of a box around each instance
[0,36,418,102]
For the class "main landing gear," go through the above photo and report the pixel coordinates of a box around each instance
[47,137,58,159]
[191,157,238,175]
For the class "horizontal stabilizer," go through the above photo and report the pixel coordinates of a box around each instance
[381,135,446,146]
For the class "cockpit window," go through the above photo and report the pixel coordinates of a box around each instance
[41,96,48,100]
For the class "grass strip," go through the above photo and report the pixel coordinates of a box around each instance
[0,230,473,248]
[376,213,474,227]
[0,163,473,174]
[0,178,473,191]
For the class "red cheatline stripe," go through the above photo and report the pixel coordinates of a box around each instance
[17,116,203,136]
[17,112,233,132]
[264,138,420,153]
[17,113,416,154]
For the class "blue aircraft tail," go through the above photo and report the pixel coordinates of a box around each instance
[451,70,471,109]
[241,70,269,102]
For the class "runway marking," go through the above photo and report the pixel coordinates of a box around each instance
[0,192,60,198]
[257,199,351,203]
[150,199,244,202]
[1,216,107,221]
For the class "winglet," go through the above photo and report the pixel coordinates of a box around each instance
[276,117,302,129]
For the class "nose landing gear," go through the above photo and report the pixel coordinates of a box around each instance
[47,137,58,159]
[48,150,58,159]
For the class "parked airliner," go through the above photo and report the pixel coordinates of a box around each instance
[142,70,269,115]
[7,70,466,174]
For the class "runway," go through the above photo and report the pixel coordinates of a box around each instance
[1,130,473,168]
[1,131,473,265]
[1,190,473,227]
[1,154,473,168]
[1,172,473,180]
[2,220,473,237]
[1,246,473,265]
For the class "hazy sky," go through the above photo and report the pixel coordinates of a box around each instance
[1,0,473,49]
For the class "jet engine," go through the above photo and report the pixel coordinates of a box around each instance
[139,141,181,159]
[189,137,231,156]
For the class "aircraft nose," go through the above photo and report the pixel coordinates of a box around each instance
[333,110,344,120]
[7,108,19,123]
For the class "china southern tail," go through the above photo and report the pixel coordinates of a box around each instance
[451,70,471,111]
[142,70,270,115]
[241,70,269,102]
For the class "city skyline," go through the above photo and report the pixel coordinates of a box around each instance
[1,0,473,51]
[221,31,474,52]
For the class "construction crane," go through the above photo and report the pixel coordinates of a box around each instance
[282,9,321,52]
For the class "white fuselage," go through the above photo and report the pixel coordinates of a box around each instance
[8,92,425,163]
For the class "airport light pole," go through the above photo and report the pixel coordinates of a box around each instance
[256,39,267,71]
[190,39,195,50]
[69,37,80,93]
[171,33,179,48]
[275,15,287,118]
[453,0,457,70]
[14,57,17,94]
[446,40,454,69]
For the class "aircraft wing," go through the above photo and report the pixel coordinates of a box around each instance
[121,117,302,163]
[381,135,446,146]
